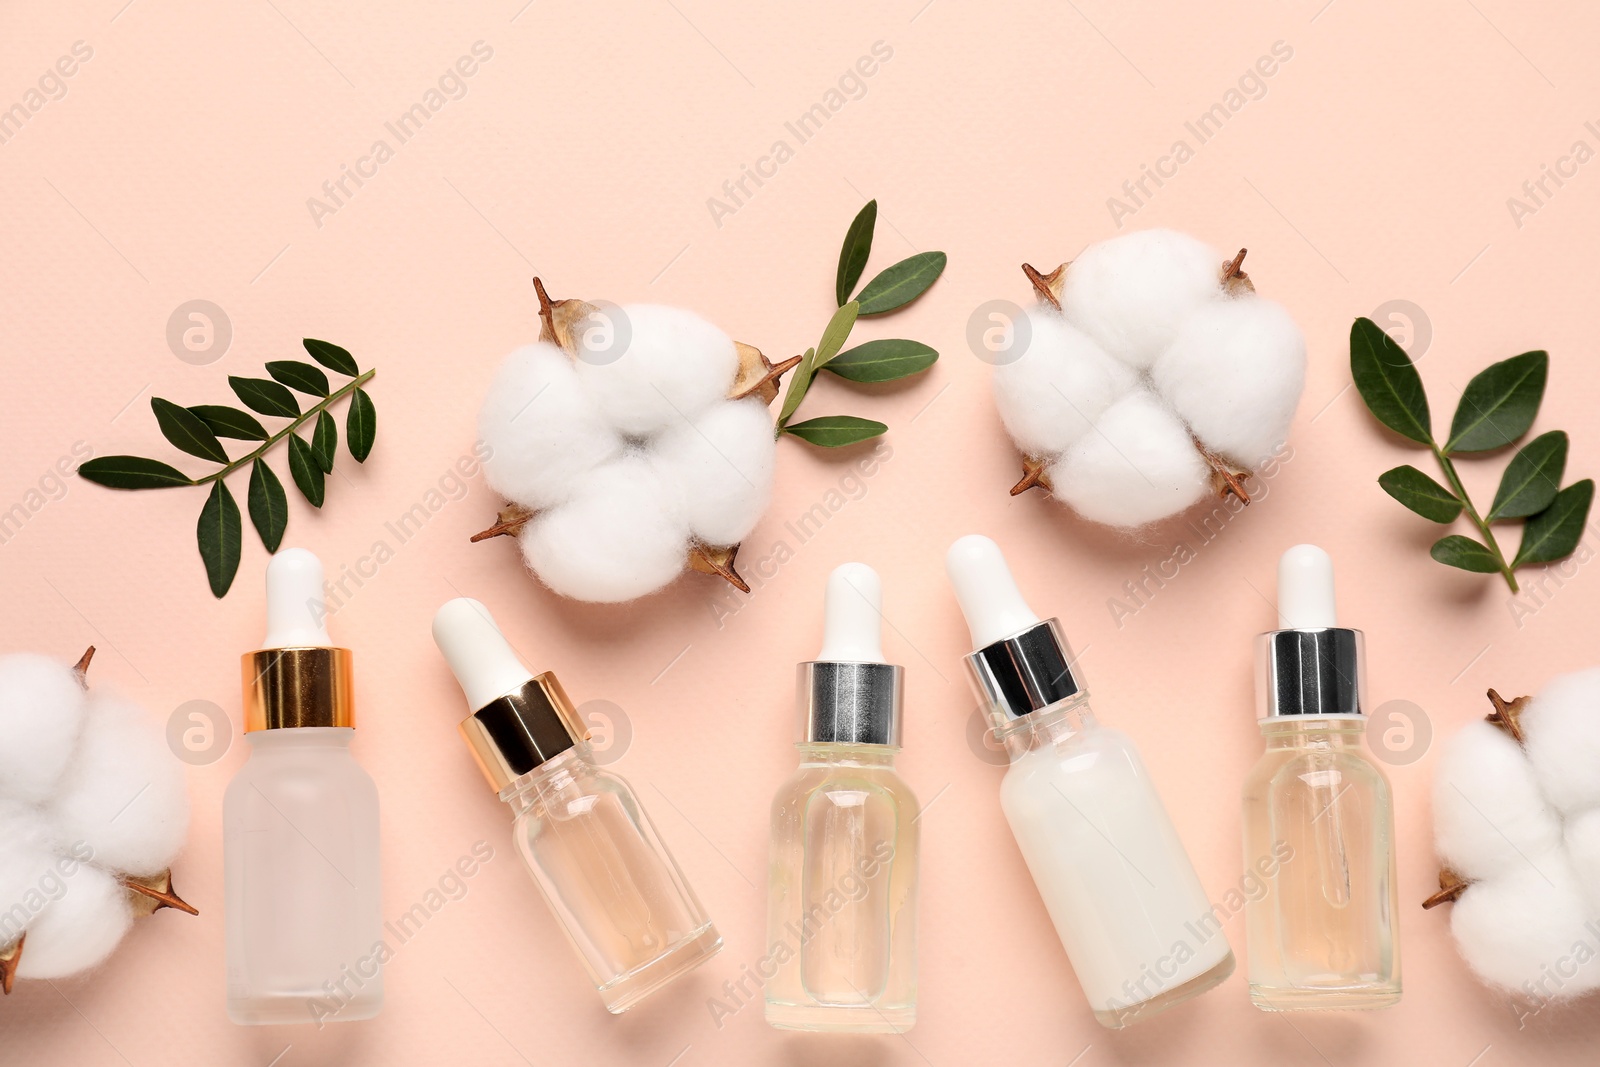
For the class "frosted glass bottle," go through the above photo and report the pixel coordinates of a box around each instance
[1242,545,1400,1010]
[433,598,721,1013]
[766,563,919,1032]
[224,549,384,1026]
[947,535,1233,1028]
[224,730,383,1024]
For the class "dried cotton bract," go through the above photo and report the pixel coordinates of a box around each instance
[997,230,1306,528]
[475,280,797,602]
[0,649,195,993]
[1426,673,1600,1008]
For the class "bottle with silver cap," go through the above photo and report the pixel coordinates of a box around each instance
[765,563,919,1033]
[946,535,1233,1029]
[431,597,721,1014]
[1242,544,1400,1011]
[224,548,383,1025]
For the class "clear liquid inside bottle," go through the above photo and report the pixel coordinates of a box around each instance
[1242,718,1400,1010]
[765,744,919,1032]
[505,749,720,1014]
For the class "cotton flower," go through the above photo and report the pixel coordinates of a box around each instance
[1429,671,1600,1004]
[995,229,1306,528]
[0,652,192,989]
[478,285,780,603]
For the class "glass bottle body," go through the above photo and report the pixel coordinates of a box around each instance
[765,743,919,1032]
[997,698,1233,1028]
[1242,718,1400,1010]
[505,748,720,1014]
[223,728,384,1025]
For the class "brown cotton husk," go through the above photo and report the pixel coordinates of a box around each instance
[1,647,197,995]
[1422,688,1534,911]
[1011,248,1261,508]
[474,278,797,594]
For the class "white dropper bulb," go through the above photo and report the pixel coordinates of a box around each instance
[1277,543,1338,629]
[432,598,535,711]
[816,563,885,662]
[263,548,333,648]
[945,534,1041,649]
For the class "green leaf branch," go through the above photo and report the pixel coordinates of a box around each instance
[1349,317,1591,592]
[78,339,377,598]
[774,199,945,447]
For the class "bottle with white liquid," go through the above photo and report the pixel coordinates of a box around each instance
[432,598,722,1013]
[224,549,384,1025]
[765,563,919,1033]
[946,535,1233,1028]
[1242,544,1400,1011]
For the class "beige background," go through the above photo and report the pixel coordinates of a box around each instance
[4,0,1600,1063]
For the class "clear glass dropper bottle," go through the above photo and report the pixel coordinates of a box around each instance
[765,563,919,1033]
[946,534,1233,1028]
[431,597,721,1014]
[1242,544,1400,1010]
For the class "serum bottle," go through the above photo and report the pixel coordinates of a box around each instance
[224,549,384,1025]
[946,535,1233,1028]
[1242,544,1400,1011]
[766,563,919,1033]
[432,598,721,1013]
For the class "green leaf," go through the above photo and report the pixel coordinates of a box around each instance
[781,415,887,447]
[197,480,242,598]
[815,300,859,366]
[311,411,338,473]
[1446,350,1548,453]
[287,435,326,507]
[189,404,268,441]
[247,459,288,553]
[1349,317,1432,445]
[1489,430,1568,520]
[346,387,376,462]
[1515,479,1595,566]
[1430,534,1502,574]
[1378,465,1461,523]
[303,338,359,377]
[266,360,330,398]
[854,251,947,316]
[835,200,876,305]
[151,397,229,464]
[823,339,938,383]
[77,456,195,489]
[230,376,300,418]
[777,347,818,427]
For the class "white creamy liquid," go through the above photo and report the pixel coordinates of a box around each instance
[1000,726,1229,1017]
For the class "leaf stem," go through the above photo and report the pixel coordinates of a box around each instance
[196,370,375,485]
[1433,444,1519,592]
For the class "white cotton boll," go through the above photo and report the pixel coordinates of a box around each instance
[1520,668,1600,816]
[651,398,775,546]
[50,693,189,877]
[991,308,1139,457]
[0,654,86,804]
[1060,229,1223,368]
[0,802,57,927]
[479,342,624,511]
[1152,296,1307,467]
[521,456,690,603]
[1046,390,1209,527]
[13,864,133,980]
[1433,720,1563,880]
[1450,858,1600,998]
[574,305,739,437]
[1564,810,1600,910]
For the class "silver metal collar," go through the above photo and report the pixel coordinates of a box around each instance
[1255,627,1366,720]
[797,661,904,746]
[961,618,1084,728]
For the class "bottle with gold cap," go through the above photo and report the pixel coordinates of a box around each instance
[431,597,722,1013]
[223,548,383,1026]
